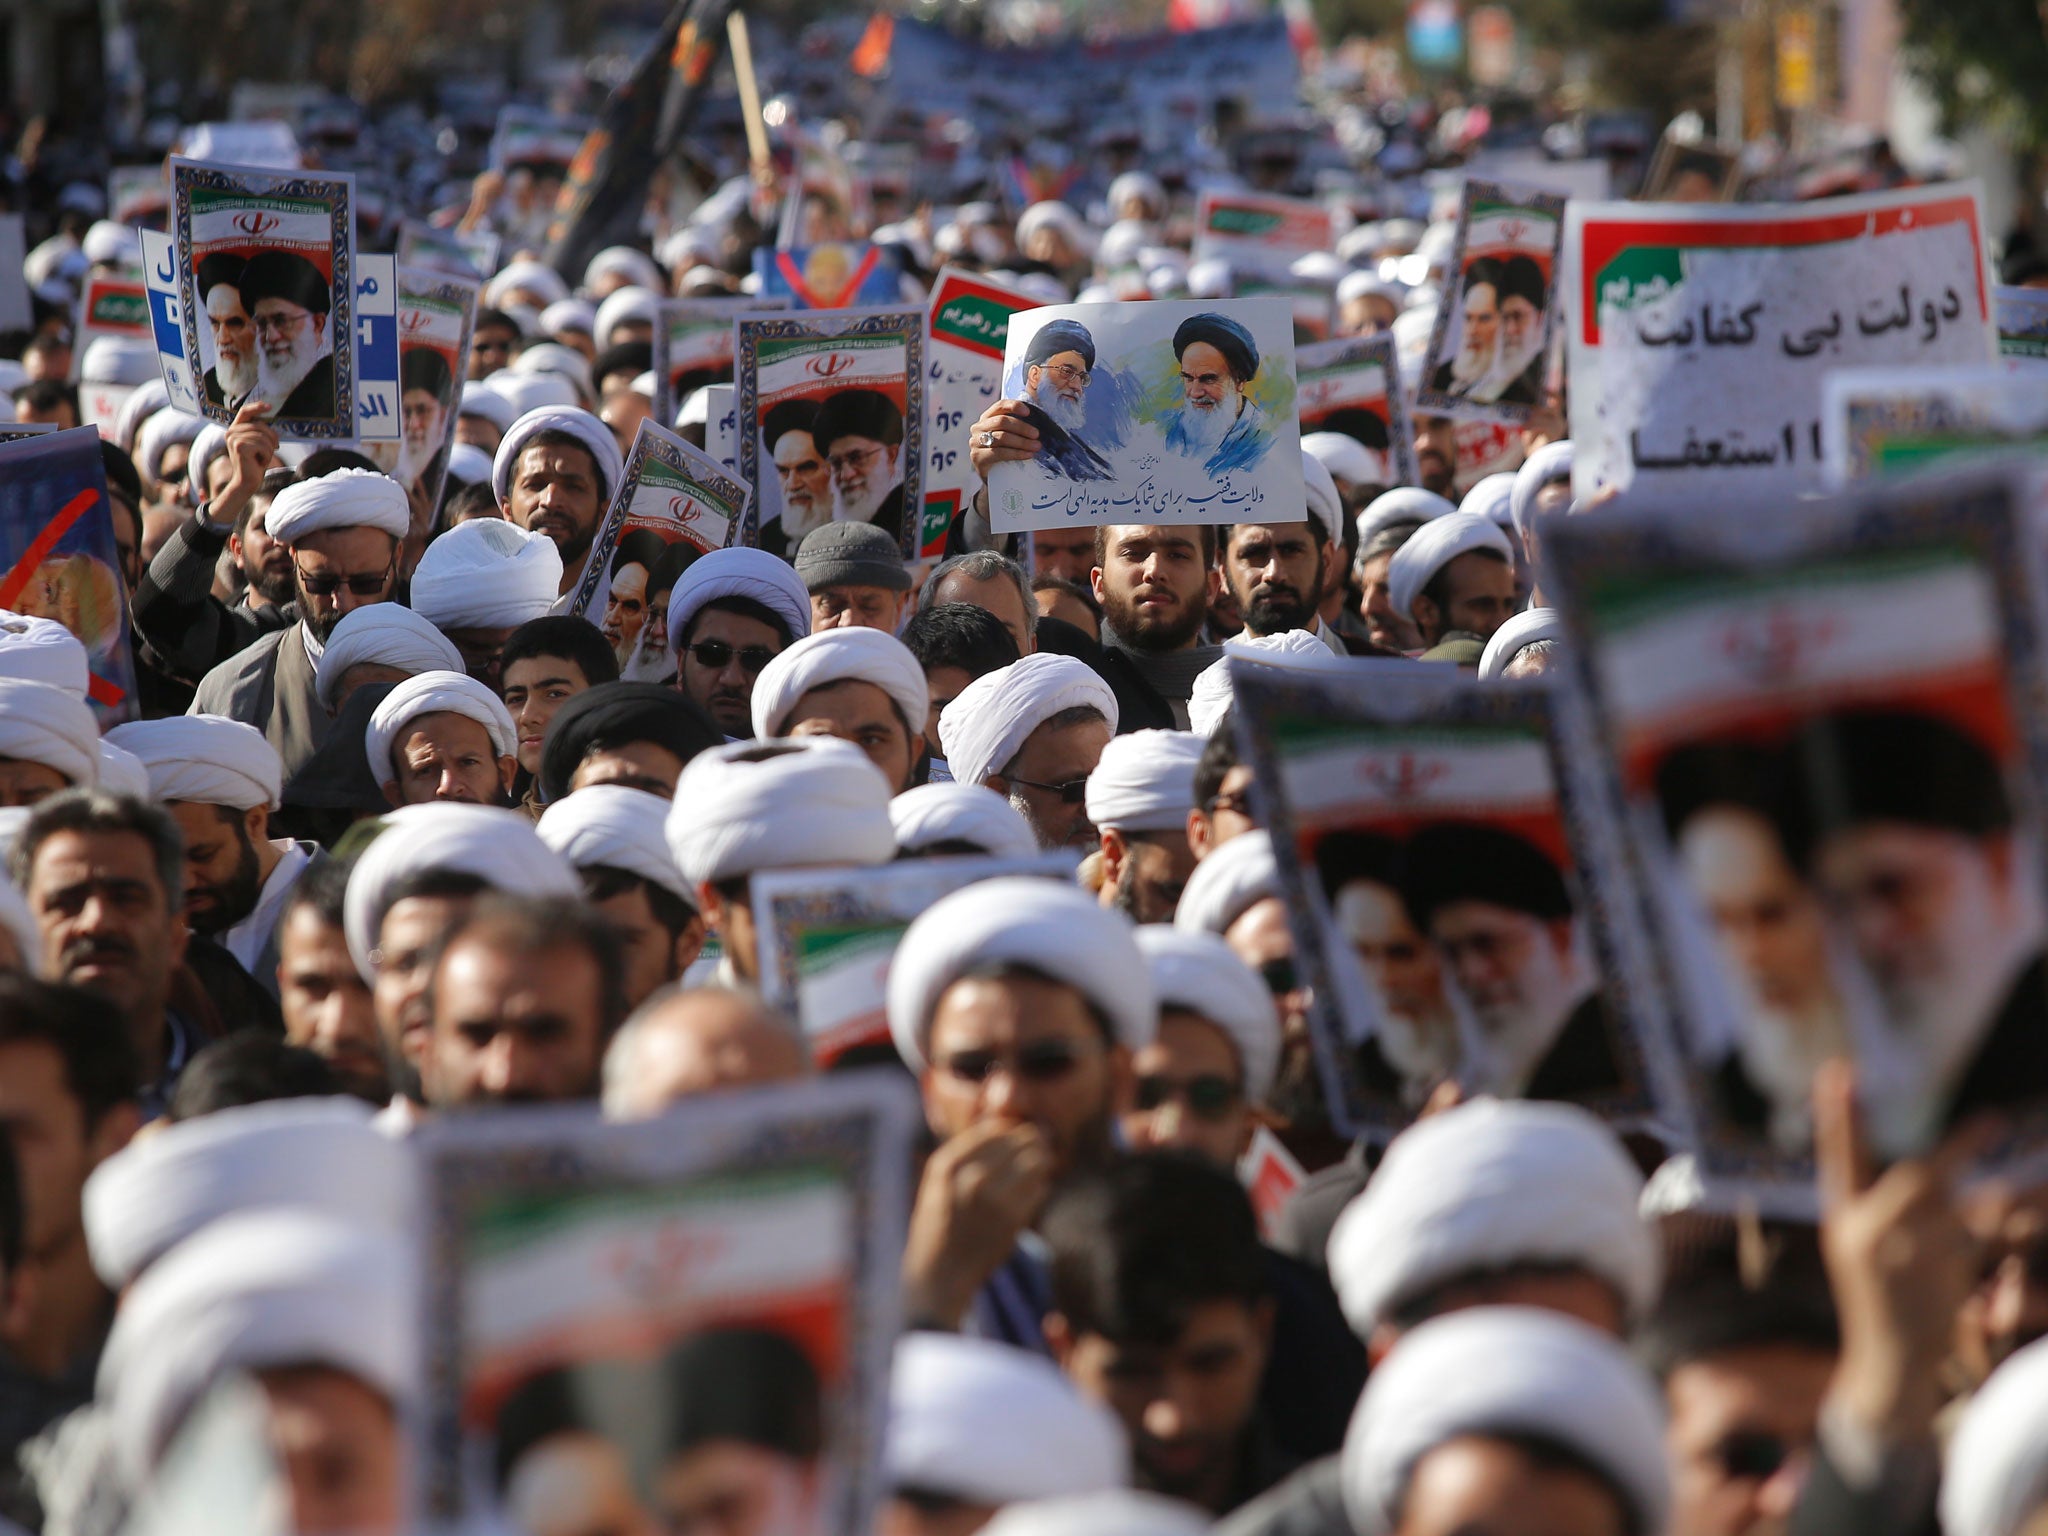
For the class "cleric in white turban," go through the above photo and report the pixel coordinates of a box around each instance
[342,802,579,980]
[887,877,1155,1072]
[95,741,149,799]
[1085,730,1203,834]
[1386,509,1517,648]
[1188,630,1340,738]
[0,613,89,694]
[538,783,696,909]
[1355,485,1454,549]
[1942,1333,2048,1536]
[885,1332,1129,1525]
[408,517,563,638]
[584,245,664,297]
[1174,828,1281,939]
[749,628,930,792]
[490,405,624,511]
[364,671,517,807]
[486,259,570,313]
[888,782,1039,862]
[1512,438,1573,544]
[1477,607,1564,681]
[0,677,101,793]
[313,604,467,711]
[1302,430,1387,492]
[1133,926,1281,1106]
[185,423,229,509]
[979,1491,1209,1536]
[106,715,282,811]
[264,467,412,546]
[83,1097,414,1289]
[664,737,895,986]
[1340,1307,1671,1536]
[667,546,813,658]
[98,1210,417,1500]
[593,285,660,350]
[1459,471,1520,533]
[1325,1098,1658,1348]
[938,654,1119,851]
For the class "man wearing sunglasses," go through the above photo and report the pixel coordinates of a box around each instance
[938,654,1119,852]
[1087,729,1204,923]
[192,468,409,779]
[664,548,813,740]
[1123,928,1278,1170]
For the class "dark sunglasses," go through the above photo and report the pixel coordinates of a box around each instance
[1712,1431,1790,1482]
[1204,791,1253,819]
[939,1040,1093,1084]
[1134,1073,1241,1121]
[687,640,777,675]
[1008,775,1090,805]
[1259,958,1298,996]
[294,558,392,598]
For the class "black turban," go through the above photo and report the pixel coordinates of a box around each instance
[609,527,667,579]
[1793,708,2012,850]
[809,387,904,453]
[1653,738,1809,854]
[195,252,246,298]
[662,1327,823,1460]
[1312,829,1407,904]
[1402,821,1573,926]
[1172,312,1259,382]
[538,681,722,803]
[1461,256,1505,298]
[1498,254,1547,310]
[1025,317,1097,370]
[762,398,818,452]
[238,250,331,316]
[400,345,451,396]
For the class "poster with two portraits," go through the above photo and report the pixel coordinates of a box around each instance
[1413,179,1566,428]
[1244,462,2048,1213]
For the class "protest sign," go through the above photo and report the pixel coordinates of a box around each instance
[735,307,925,560]
[1996,285,2048,375]
[139,231,205,418]
[1191,190,1336,281]
[109,165,168,226]
[1546,465,2048,1209]
[571,419,748,678]
[751,852,1078,1065]
[753,244,904,311]
[175,122,303,169]
[702,383,738,472]
[988,298,1303,534]
[1566,182,1997,506]
[1297,334,1417,488]
[412,1075,918,1536]
[1231,660,1670,1143]
[648,295,769,426]
[170,158,357,441]
[1415,181,1566,426]
[385,266,477,516]
[0,427,139,723]
[1239,1126,1307,1243]
[353,254,399,446]
[923,268,1039,561]
[74,272,152,382]
[1822,366,2048,485]
[1463,149,1614,203]
[395,221,502,284]
[488,107,589,174]
[1235,277,1336,344]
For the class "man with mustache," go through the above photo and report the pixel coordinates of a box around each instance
[939,654,1119,852]
[491,406,627,612]
[192,468,410,778]
[814,388,908,544]
[1220,452,1371,655]
[197,253,257,408]
[1166,313,1273,477]
[240,250,337,423]
[664,548,812,740]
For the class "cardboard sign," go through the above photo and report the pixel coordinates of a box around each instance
[1415,181,1566,426]
[923,268,1040,560]
[1297,334,1418,489]
[1822,366,2048,484]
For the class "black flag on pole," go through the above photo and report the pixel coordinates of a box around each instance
[545,0,735,283]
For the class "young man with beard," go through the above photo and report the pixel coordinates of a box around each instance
[197,253,257,408]
[1385,510,1519,651]
[813,388,908,543]
[105,717,319,1000]
[1091,524,1222,730]
[490,407,627,610]
[763,401,832,559]
[1219,453,1372,656]
[1166,314,1274,477]
[241,251,337,422]
[665,548,813,740]
[191,469,409,778]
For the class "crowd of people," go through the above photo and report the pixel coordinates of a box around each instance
[1,26,2047,1536]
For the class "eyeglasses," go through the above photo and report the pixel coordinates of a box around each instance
[252,309,311,337]
[826,443,886,476]
[1204,791,1252,819]
[1134,1073,1241,1121]
[939,1040,1096,1085]
[686,640,777,675]
[1259,958,1298,996]
[1040,362,1091,387]
[1711,1431,1791,1482]
[294,557,393,598]
[1008,775,1090,804]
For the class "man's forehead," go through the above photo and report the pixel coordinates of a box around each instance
[400,711,497,754]
[504,657,585,688]
[31,829,157,881]
[818,581,891,602]
[517,443,596,478]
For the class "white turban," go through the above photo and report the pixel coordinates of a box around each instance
[1107,172,1165,217]
[0,872,37,977]
[486,259,570,311]
[666,547,813,654]
[1458,471,1520,532]
[459,380,517,434]
[95,741,149,799]
[185,424,229,508]
[1084,730,1203,834]
[888,878,1155,1071]
[135,409,205,485]
[104,716,282,811]
[1327,1098,1658,1337]
[1015,201,1092,251]
[0,614,88,695]
[0,678,100,787]
[1188,631,1342,738]
[1511,439,1573,541]
[980,1492,1209,1536]
[750,628,928,742]
[594,285,661,349]
[342,802,580,979]
[1942,1334,2048,1536]
[1134,926,1279,1102]
[1387,511,1515,625]
[539,298,598,339]
[1302,448,1341,543]
[364,670,516,785]
[491,405,625,508]
[887,1333,1130,1507]
[82,1097,414,1289]
[265,466,411,545]
[445,442,495,487]
[1356,486,1454,548]
[513,342,594,400]
[1303,430,1386,488]
[80,336,157,386]
[488,369,583,417]
[410,517,563,631]
[889,782,1039,861]
[1336,270,1406,307]
[1340,1307,1670,1536]
[537,784,695,908]
[1477,608,1564,681]
[1174,829,1280,937]
[939,655,1119,791]
[115,380,171,455]
[665,737,895,889]
[313,604,467,710]
[584,245,664,294]
[99,1211,417,1482]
